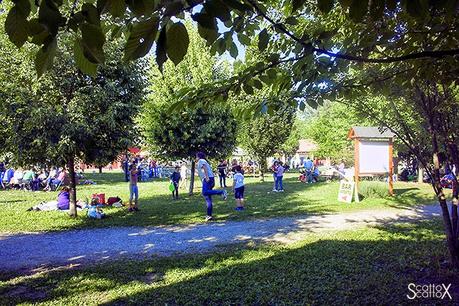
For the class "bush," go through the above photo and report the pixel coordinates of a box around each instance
[359,181,390,199]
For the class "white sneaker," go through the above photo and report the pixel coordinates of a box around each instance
[279,189,284,192]
[205,215,213,222]
[272,189,278,192]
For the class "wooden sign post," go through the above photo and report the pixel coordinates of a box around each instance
[348,127,395,198]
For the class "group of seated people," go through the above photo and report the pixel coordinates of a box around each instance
[27,186,106,219]
[0,163,73,191]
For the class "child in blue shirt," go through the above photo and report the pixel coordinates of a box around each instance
[87,198,105,219]
[233,166,245,211]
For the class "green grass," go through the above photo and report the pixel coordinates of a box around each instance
[0,171,438,233]
[1,219,457,305]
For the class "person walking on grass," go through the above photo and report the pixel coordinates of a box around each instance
[128,163,140,212]
[233,166,245,211]
[170,166,181,200]
[275,161,285,192]
[196,152,228,222]
[271,161,279,192]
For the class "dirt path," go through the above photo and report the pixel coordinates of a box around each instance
[0,205,441,272]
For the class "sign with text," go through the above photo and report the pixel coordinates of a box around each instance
[338,181,355,203]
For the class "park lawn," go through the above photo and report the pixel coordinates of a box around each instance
[0,171,438,233]
[0,219,457,305]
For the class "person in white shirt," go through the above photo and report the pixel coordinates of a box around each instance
[275,162,285,192]
[233,166,245,211]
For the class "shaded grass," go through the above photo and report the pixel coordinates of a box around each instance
[0,172,438,233]
[0,219,457,305]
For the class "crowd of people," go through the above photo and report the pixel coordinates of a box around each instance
[2,153,329,222]
[0,162,85,191]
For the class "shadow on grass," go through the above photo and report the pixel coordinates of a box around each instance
[0,175,437,233]
[1,219,457,305]
[8,180,337,233]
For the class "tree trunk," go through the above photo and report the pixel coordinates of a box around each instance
[98,166,103,173]
[418,165,424,183]
[68,157,77,218]
[188,159,196,196]
[432,136,459,268]
[259,159,267,182]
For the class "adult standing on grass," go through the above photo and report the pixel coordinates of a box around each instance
[128,163,140,212]
[170,166,181,200]
[180,162,188,189]
[271,161,279,192]
[196,152,227,221]
[217,160,228,188]
[275,162,285,192]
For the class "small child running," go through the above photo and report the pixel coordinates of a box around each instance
[233,166,245,211]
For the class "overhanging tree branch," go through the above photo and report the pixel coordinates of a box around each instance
[246,0,459,64]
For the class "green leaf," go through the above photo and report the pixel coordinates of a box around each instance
[16,0,32,16]
[5,7,29,47]
[127,0,156,17]
[28,18,50,45]
[285,16,299,25]
[317,0,334,14]
[38,0,65,36]
[74,39,98,76]
[386,0,397,10]
[338,0,352,9]
[292,0,306,11]
[225,0,253,12]
[166,22,189,66]
[109,0,126,17]
[198,24,218,45]
[156,27,167,72]
[192,12,217,30]
[252,79,263,89]
[406,0,429,19]
[204,0,231,21]
[259,74,271,85]
[81,3,100,26]
[258,29,269,52]
[369,0,384,19]
[267,68,278,79]
[229,42,238,58]
[237,33,251,45]
[80,23,106,64]
[348,0,368,22]
[35,38,57,77]
[243,83,254,95]
[124,17,159,61]
[268,53,280,62]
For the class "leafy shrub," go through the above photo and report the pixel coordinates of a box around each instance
[359,181,390,199]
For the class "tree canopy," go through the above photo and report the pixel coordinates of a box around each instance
[0,17,148,215]
[140,22,237,193]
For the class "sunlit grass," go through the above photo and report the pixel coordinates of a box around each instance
[0,171,438,233]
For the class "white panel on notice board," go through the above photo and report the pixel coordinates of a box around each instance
[359,140,390,173]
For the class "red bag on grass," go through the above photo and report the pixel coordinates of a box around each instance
[107,196,122,206]
[92,193,106,205]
